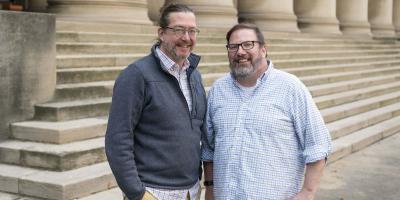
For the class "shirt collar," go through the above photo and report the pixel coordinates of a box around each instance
[156,47,190,73]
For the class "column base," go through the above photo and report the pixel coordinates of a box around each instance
[371,23,396,36]
[340,21,371,35]
[48,0,152,25]
[298,17,341,34]
[239,13,299,32]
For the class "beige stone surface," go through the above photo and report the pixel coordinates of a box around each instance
[0,11,56,140]
[165,0,237,28]
[337,0,371,35]
[369,0,396,36]
[48,0,152,24]
[237,0,299,32]
[393,0,400,36]
[294,0,341,34]
[11,118,107,144]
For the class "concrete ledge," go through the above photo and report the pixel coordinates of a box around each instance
[0,11,56,140]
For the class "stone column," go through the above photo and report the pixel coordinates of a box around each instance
[237,0,299,32]
[368,0,395,36]
[47,0,152,24]
[393,0,400,36]
[164,0,237,28]
[337,0,371,35]
[147,0,165,25]
[294,0,341,34]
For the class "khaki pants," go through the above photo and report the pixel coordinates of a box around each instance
[123,187,201,200]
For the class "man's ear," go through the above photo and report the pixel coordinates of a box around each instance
[158,28,164,41]
[262,45,267,57]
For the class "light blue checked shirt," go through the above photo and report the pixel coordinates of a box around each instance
[202,61,332,200]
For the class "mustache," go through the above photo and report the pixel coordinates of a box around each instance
[233,56,250,62]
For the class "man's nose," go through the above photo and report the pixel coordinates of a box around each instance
[236,45,246,55]
[181,31,190,40]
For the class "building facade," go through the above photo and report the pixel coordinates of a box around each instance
[13,0,400,37]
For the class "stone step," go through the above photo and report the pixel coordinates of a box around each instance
[0,137,105,171]
[267,43,398,52]
[301,65,400,86]
[56,19,158,34]
[0,162,116,200]
[329,116,400,163]
[199,57,400,76]
[269,48,400,60]
[34,98,111,122]
[55,81,114,101]
[56,42,398,55]
[202,65,400,87]
[57,66,123,84]
[57,56,397,84]
[55,20,389,42]
[309,73,400,97]
[284,59,400,77]
[315,80,400,109]
[56,48,400,69]
[10,118,107,144]
[321,91,400,123]
[56,31,226,44]
[275,54,400,68]
[327,102,400,140]
[40,67,400,123]
[55,31,387,45]
[57,54,145,69]
[56,42,226,55]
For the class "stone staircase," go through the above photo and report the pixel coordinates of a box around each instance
[1,20,400,200]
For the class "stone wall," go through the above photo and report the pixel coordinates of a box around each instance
[0,11,56,140]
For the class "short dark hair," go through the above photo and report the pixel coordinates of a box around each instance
[226,23,265,45]
[158,3,194,28]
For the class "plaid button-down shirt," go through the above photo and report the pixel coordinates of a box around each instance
[202,61,332,200]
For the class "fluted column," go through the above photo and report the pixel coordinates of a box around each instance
[337,0,371,35]
[368,0,395,36]
[147,0,165,25]
[294,0,341,34]
[237,0,299,32]
[47,0,152,24]
[164,0,237,28]
[393,0,400,36]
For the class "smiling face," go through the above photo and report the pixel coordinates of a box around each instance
[158,12,197,66]
[227,28,267,82]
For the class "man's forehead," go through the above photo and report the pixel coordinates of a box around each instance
[229,29,257,43]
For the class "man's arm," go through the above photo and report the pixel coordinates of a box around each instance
[105,66,146,200]
[290,159,326,200]
[203,161,214,200]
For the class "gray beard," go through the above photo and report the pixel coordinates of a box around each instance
[230,63,256,80]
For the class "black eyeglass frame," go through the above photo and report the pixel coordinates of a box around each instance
[226,41,262,52]
[164,26,200,37]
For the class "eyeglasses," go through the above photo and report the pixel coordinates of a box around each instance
[226,41,261,52]
[165,26,200,37]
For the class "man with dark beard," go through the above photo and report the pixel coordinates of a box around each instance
[201,23,332,200]
[105,3,207,200]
